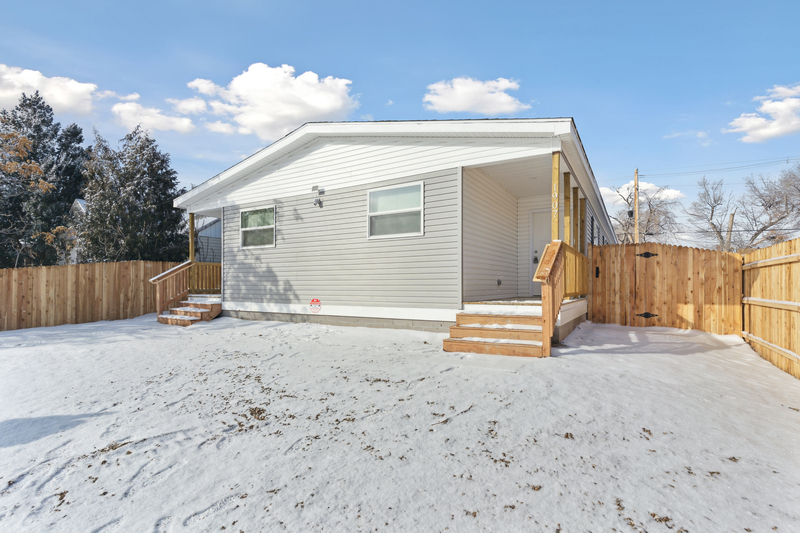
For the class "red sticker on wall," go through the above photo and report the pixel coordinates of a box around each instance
[310,298,321,313]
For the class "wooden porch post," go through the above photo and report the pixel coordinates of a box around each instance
[579,198,587,254]
[563,172,571,245]
[551,152,560,241]
[572,187,579,248]
[188,212,195,262]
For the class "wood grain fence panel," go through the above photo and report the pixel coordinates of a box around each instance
[591,243,742,336]
[741,237,800,379]
[0,261,178,332]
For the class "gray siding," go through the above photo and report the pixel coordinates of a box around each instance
[223,168,460,309]
[197,236,221,262]
[462,169,518,301]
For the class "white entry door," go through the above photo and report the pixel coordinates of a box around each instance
[529,211,551,297]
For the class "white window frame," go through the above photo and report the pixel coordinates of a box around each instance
[240,205,276,249]
[366,181,425,240]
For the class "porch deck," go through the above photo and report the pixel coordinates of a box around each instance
[463,297,543,306]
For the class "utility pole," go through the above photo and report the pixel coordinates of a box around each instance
[634,168,640,244]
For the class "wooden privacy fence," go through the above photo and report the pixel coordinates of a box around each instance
[590,243,742,336]
[0,261,178,332]
[742,237,800,380]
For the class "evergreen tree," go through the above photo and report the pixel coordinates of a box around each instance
[79,127,188,262]
[0,92,87,267]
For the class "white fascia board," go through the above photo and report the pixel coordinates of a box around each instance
[175,119,574,211]
[560,123,617,244]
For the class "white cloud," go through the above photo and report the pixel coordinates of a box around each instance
[0,64,97,114]
[423,77,531,115]
[600,180,685,209]
[205,120,235,134]
[187,78,217,96]
[111,102,194,133]
[184,63,358,141]
[724,84,800,142]
[96,90,140,101]
[167,97,207,114]
[386,99,394,106]
[662,130,711,146]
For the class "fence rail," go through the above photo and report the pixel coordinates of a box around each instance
[0,261,178,332]
[742,237,800,379]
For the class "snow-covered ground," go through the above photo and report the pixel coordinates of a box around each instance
[1,316,799,532]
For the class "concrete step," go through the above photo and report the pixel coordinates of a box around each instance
[158,314,200,327]
[443,337,544,358]
[449,324,543,342]
[455,313,543,327]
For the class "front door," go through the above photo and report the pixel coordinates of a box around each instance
[529,210,551,297]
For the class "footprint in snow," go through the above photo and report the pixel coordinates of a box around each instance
[154,515,174,533]
[183,495,242,526]
[91,517,123,533]
[125,462,180,498]
[285,436,317,455]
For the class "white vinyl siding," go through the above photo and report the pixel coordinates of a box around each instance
[189,137,553,212]
[462,169,518,301]
[222,169,460,309]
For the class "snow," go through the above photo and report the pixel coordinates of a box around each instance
[455,337,543,346]
[159,314,200,321]
[459,323,542,330]
[168,307,210,313]
[181,299,221,305]
[1,317,799,532]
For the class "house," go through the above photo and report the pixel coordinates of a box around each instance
[63,198,87,265]
[195,217,221,263]
[172,119,616,352]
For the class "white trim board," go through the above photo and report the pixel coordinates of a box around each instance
[223,301,459,322]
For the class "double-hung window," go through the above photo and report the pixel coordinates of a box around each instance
[367,182,424,238]
[240,206,275,248]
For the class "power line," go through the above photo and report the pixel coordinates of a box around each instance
[597,155,800,183]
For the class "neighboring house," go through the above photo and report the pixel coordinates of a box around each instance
[64,198,87,264]
[195,218,221,263]
[173,119,616,332]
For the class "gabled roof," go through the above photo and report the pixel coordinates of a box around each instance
[175,118,583,208]
[174,118,613,240]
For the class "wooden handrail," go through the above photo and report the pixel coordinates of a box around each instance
[149,260,192,283]
[535,239,589,356]
[148,260,220,317]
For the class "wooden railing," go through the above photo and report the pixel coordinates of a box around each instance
[149,261,221,317]
[189,262,222,295]
[533,240,589,356]
[562,241,590,297]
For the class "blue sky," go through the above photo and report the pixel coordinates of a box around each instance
[2,0,799,233]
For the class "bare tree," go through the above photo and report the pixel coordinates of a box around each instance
[610,183,682,243]
[684,172,800,252]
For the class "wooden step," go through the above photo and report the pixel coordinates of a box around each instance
[449,324,542,342]
[170,306,212,321]
[455,313,542,327]
[443,338,544,358]
[158,314,200,327]
[180,301,222,319]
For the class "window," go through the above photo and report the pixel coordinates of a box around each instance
[240,206,275,248]
[367,182,423,238]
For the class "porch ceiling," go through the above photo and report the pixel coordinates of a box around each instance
[467,154,553,198]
